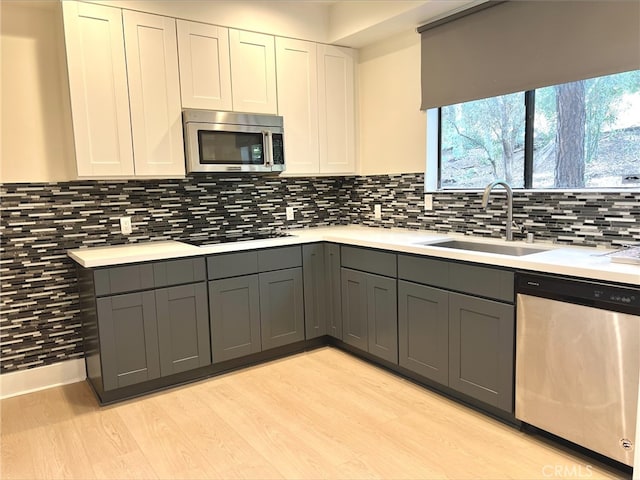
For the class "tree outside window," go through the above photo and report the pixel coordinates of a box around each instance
[438,70,640,189]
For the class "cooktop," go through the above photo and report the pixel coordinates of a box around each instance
[184,230,294,247]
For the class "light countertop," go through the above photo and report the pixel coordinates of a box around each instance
[67,225,640,286]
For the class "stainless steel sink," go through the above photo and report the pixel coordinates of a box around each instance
[422,240,545,256]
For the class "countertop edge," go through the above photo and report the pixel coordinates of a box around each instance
[66,228,640,286]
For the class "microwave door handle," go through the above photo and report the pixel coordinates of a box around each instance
[264,131,273,167]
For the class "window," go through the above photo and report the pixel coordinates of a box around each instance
[434,70,640,190]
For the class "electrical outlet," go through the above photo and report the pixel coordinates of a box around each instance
[119,216,132,235]
[374,204,382,220]
[286,206,295,221]
[424,194,433,211]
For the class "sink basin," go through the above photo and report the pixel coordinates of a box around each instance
[422,240,545,256]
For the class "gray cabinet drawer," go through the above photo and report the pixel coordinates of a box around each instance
[257,246,302,272]
[398,254,449,289]
[341,246,396,278]
[153,258,206,287]
[398,254,513,302]
[94,257,206,296]
[449,263,514,302]
[94,264,154,296]
[207,251,258,280]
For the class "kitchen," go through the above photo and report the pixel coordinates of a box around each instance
[1,0,639,478]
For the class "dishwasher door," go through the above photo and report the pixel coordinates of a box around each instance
[516,294,639,466]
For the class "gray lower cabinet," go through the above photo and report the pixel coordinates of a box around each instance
[449,292,514,412]
[260,267,305,350]
[96,279,210,391]
[303,243,342,340]
[341,267,398,363]
[341,268,368,351]
[208,246,305,361]
[97,291,160,391]
[209,275,261,362]
[367,273,398,363]
[325,244,342,339]
[398,281,449,385]
[156,283,210,376]
[303,244,327,339]
[397,254,515,413]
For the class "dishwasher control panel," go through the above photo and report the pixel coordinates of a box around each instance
[517,273,640,315]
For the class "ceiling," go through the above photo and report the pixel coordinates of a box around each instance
[326,0,486,48]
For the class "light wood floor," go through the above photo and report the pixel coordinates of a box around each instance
[0,347,628,480]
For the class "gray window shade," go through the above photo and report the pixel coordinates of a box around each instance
[420,0,640,110]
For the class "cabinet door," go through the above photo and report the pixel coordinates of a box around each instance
[176,20,232,111]
[62,1,134,177]
[97,292,160,390]
[398,281,449,384]
[302,244,327,339]
[229,29,277,114]
[123,11,184,176]
[341,268,368,351]
[317,44,356,174]
[209,275,261,363]
[449,292,514,412]
[156,283,211,376]
[276,38,319,175]
[325,243,342,340]
[259,268,305,350]
[367,273,398,364]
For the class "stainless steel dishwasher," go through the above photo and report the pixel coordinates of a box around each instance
[515,272,640,466]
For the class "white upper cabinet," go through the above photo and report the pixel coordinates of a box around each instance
[123,11,184,177]
[276,38,319,175]
[229,29,278,114]
[63,1,355,178]
[62,1,134,177]
[176,20,232,111]
[276,40,356,176]
[63,2,184,178]
[318,44,356,174]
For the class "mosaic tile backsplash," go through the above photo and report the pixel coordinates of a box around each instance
[1,173,638,373]
[344,174,640,246]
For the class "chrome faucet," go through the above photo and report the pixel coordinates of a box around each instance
[481,181,514,241]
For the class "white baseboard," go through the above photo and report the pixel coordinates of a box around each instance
[0,359,87,400]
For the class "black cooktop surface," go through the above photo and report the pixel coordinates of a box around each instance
[184,231,293,247]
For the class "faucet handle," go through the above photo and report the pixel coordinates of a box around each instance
[512,220,526,235]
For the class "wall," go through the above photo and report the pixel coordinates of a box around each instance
[1,4,638,376]
[0,2,76,183]
[2,174,638,374]
[342,173,640,247]
[0,1,424,181]
[0,176,344,373]
[357,30,426,175]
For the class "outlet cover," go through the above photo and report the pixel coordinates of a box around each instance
[424,194,433,210]
[286,206,295,221]
[374,204,382,220]
[119,216,132,235]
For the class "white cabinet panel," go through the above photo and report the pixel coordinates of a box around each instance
[229,29,277,114]
[177,21,232,111]
[276,38,319,175]
[62,1,134,177]
[124,11,184,177]
[318,45,356,174]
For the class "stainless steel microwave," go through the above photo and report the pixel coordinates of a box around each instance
[183,109,285,173]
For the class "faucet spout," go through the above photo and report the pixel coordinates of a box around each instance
[481,181,514,241]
